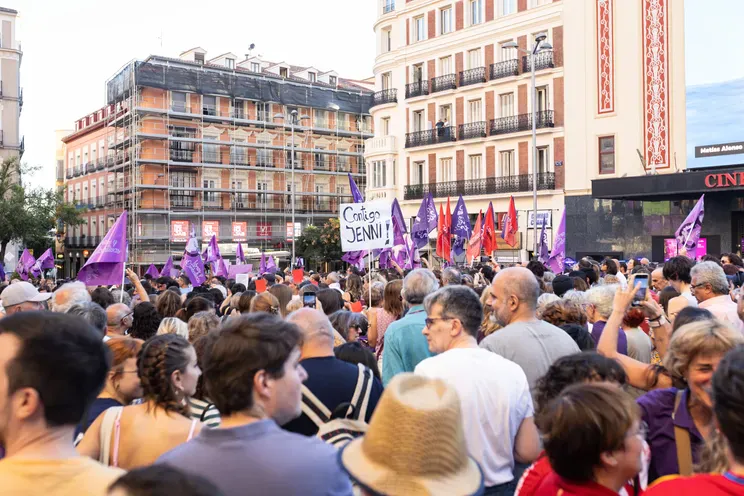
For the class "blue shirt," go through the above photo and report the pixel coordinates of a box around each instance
[158,419,353,496]
[381,305,431,385]
[75,398,122,439]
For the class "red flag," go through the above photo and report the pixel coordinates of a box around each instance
[482,202,496,255]
[443,198,452,262]
[436,204,445,258]
[466,211,483,265]
[502,196,518,247]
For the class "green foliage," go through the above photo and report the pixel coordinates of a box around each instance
[296,218,343,268]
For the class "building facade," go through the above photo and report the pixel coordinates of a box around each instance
[62,48,372,276]
[0,7,22,163]
[367,0,565,260]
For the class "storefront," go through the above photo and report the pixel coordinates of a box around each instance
[566,166,744,262]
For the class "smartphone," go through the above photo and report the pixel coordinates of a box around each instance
[303,294,317,308]
[633,274,649,302]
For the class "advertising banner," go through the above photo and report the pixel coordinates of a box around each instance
[257,221,272,238]
[232,222,247,242]
[202,221,219,240]
[170,221,190,243]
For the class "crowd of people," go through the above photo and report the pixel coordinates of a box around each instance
[1,253,744,495]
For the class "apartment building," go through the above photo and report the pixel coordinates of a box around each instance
[366,0,564,259]
[0,7,21,163]
[62,48,372,276]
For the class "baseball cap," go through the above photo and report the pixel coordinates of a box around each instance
[2,281,53,307]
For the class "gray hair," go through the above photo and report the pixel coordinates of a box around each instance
[537,293,561,312]
[326,272,340,284]
[441,267,462,286]
[691,261,729,295]
[50,281,91,313]
[562,290,588,306]
[157,317,189,339]
[66,301,107,337]
[423,286,482,338]
[369,281,385,307]
[110,289,132,307]
[402,269,440,305]
[586,284,619,319]
[543,272,556,283]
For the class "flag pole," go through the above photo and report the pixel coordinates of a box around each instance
[120,247,128,303]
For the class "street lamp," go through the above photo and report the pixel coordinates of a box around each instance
[274,109,310,268]
[502,34,552,259]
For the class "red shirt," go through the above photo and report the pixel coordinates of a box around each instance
[645,473,744,495]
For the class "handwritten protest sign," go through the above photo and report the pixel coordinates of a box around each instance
[339,201,393,252]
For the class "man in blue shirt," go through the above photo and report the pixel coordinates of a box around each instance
[382,268,440,385]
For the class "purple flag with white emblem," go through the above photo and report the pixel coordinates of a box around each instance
[266,254,277,272]
[212,257,228,277]
[236,242,245,263]
[17,249,36,281]
[451,196,471,256]
[145,264,160,278]
[181,226,206,287]
[675,194,705,254]
[411,193,438,249]
[538,221,550,265]
[547,210,566,274]
[78,211,128,286]
[391,198,407,247]
[30,248,55,278]
[204,235,221,263]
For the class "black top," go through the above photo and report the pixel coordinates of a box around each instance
[75,397,122,438]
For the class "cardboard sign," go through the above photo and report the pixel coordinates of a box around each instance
[228,264,253,278]
[255,278,267,293]
[292,269,304,284]
[235,273,250,287]
[340,201,393,252]
[350,301,363,313]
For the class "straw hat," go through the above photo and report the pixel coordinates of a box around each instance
[339,373,483,496]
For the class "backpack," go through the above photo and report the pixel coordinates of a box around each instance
[301,363,373,448]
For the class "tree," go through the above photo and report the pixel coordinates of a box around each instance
[296,218,343,269]
[0,156,84,262]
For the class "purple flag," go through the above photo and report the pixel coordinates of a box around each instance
[145,264,160,278]
[212,257,228,277]
[345,173,368,267]
[17,249,36,281]
[0,263,6,282]
[403,234,421,270]
[161,256,178,278]
[675,194,705,253]
[259,252,267,274]
[185,226,199,256]
[204,235,221,263]
[236,242,245,263]
[228,264,253,278]
[78,212,128,286]
[349,173,364,203]
[391,198,407,247]
[538,220,550,265]
[451,196,471,256]
[30,248,54,278]
[266,254,277,272]
[377,248,392,269]
[296,257,304,268]
[181,252,206,287]
[547,210,566,274]
[411,193,438,249]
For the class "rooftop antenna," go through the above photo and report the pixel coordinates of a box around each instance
[246,43,256,59]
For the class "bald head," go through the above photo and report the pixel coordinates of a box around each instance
[651,267,668,292]
[287,308,334,353]
[106,303,132,336]
[488,267,540,327]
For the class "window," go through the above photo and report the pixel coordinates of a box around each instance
[257,140,272,166]
[250,62,260,72]
[414,16,425,42]
[315,109,328,128]
[257,182,269,206]
[468,100,482,122]
[257,102,270,121]
[381,117,391,135]
[315,184,326,209]
[169,126,196,161]
[234,181,245,205]
[537,146,550,173]
[203,179,217,206]
[468,155,482,180]
[382,28,392,52]
[468,49,481,69]
[536,86,549,112]
[231,141,247,165]
[372,160,387,188]
[232,99,245,119]
[440,56,452,74]
[470,0,483,25]
[412,63,424,83]
[314,148,326,169]
[203,141,220,163]
[599,136,615,174]
[439,158,454,182]
[499,150,515,176]
[412,161,425,184]
[203,95,216,116]
[532,0,550,6]
[440,7,453,34]
[194,53,205,64]
[440,104,452,124]
[225,58,235,69]
[500,93,514,117]
[381,72,392,90]
[308,72,316,82]
[412,110,425,132]
[499,41,517,61]
[500,0,516,16]
[329,75,337,86]
[171,172,196,207]
[280,67,288,78]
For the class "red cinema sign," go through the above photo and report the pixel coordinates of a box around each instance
[232,222,247,241]
[171,220,190,242]
[202,221,220,240]
[257,221,272,238]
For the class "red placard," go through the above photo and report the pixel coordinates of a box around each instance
[171,220,190,242]
[292,269,304,284]
[202,221,220,240]
[255,278,267,293]
[257,221,272,238]
[232,222,247,241]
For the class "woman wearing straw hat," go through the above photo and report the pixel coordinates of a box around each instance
[339,373,485,496]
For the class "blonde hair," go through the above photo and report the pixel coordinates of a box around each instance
[249,292,281,315]
[157,317,189,339]
[663,319,744,383]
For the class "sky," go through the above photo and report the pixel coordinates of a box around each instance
[11,0,376,188]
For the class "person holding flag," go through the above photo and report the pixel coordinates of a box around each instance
[77,211,128,287]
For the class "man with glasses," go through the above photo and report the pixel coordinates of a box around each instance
[690,261,744,333]
[416,285,540,495]
[105,303,133,341]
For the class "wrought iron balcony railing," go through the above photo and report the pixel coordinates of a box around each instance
[405,127,456,148]
[489,110,555,135]
[522,50,554,72]
[405,81,428,99]
[457,122,488,140]
[459,67,486,87]
[430,74,457,93]
[490,59,519,80]
[404,172,556,200]
[372,89,397,106]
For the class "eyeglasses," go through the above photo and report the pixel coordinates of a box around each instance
[424,316,454,327]
[120,312,133,323]
[690,283,708,290]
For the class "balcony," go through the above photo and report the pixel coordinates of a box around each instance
[522,50,554,72]
[457,122,487,140]
[372,89,397,107]
[459,67,487,87]
[66,169,73,180]
[364,135,397,155]
[95,159,106,171]
[405,81,428,99]
[170,149,194,162]
[404,172,556,200]
[490,59,519,80]
[405,127,456,148]
[489,110,554,135]
[73,166,81,177]
[430,74,457,93]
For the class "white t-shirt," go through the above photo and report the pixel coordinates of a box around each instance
[615,271,628,289]
[414,347,534,487]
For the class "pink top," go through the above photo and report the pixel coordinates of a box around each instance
[699,295,744,334]
[371,308,397,359]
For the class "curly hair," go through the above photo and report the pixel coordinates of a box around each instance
[137,334,192,418]
[538,300,588,327]
[129,302,163,341]
[187,311,220,343]
[156,290,182,319]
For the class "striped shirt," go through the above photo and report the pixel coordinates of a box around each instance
[188,397,221,428]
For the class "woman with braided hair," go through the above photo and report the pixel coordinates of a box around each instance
[77,334,202,469]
